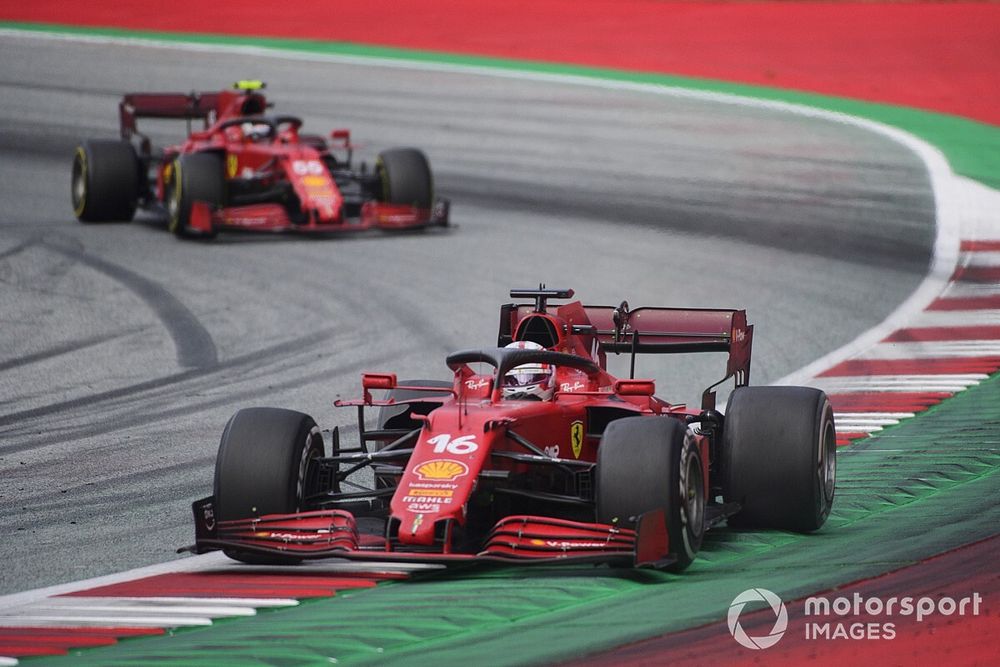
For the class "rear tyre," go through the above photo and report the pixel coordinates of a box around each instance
[722,386,837,532]
[214,407,325,564]
[376,148,433,210]
[596,417,705,572]
[165,152,224,239]
[71,140,139,222]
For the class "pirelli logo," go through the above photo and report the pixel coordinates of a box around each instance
[408,488,453,498]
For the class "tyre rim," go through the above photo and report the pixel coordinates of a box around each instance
[296,427,322,511]
[71,152,86,215]
[376,158,389,201]
[682,448,706,538]
[168,183,179,221]
[818,418,837,507]
[167,163,181,229]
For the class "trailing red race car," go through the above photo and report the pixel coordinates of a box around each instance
[71,81,449,238]
[187,288,836,570]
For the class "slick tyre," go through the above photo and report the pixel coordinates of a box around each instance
[722,386,837,532]
[165,152,224,239]
[71,140,140,222]
[376,148,433,210]
[214,407,325,564]
[596,417,705,572]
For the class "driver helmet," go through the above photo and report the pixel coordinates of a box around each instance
[241,121,270,142]
[502,341,554,401]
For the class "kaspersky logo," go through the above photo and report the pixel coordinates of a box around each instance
[728,588,788,649]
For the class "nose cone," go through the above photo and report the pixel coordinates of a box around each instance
[391,410,497,549]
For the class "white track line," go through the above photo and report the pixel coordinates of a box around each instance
[835,417,903,426]
[855,341,1000,359]
[813,375,984,393]
[0,550,436,611]
[836,412,915,420]
[910,311,1000,327]
[0,615,214,627]
[822,373,987,383]
[957,251,1000,265]
[940,283,1000,297]
[837,425,884,434]
[17,599,260,617]
[0,552,234,610]
[103,596,298,607]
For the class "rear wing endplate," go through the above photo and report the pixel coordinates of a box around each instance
[585,305,752,388]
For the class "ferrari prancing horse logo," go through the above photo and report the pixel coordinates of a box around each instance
[571,421,584,459]
[227,154,239,178]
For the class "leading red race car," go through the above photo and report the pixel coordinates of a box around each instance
[187,288,837,570]
[71,81,449,238]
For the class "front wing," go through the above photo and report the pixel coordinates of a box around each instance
[185,498,674,569]
[186,198,450,234]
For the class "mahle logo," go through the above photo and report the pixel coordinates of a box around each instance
[728,588,788,649]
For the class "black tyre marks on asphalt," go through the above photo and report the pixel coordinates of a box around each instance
[41,237,219,369]
[0,326,340,441]
[1,232,218,370]
[0,235,40,262]
[0,329,142,374]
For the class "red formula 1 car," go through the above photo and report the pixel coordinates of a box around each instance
[71,81,449,238]
[187,288,836,570]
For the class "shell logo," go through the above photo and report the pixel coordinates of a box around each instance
[414,459,469,481]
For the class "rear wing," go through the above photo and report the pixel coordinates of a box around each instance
[118,88,268,140]
[498,289,753,409]
[119,93,218,140]
[582,305,753,386]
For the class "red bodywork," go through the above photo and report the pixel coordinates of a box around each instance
[120,86,448,234]
[191,289,753,568]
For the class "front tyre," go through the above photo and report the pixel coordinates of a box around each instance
[71,140,140,222]
[214,407,325,564]
[376,148,433,210]
[722,386,837,532]
[596,417,705,572]
[165,152,224,239]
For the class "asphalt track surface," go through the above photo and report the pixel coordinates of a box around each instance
[0,34,934,594]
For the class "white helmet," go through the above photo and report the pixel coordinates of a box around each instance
[241,121,271,142]
[502,341,555,401]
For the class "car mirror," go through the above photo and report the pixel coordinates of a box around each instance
[614,379,655,396]
[362,373,397,391]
